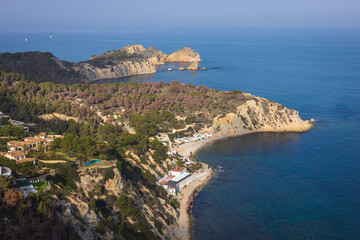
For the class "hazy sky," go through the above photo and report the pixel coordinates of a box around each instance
[1,0,359,31]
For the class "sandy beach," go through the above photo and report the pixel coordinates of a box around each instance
[176,137,221,158]
[174,165,213,240]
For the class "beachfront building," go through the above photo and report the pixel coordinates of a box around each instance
[0,166,12,177]
[173,132,213,145]
[158,167,190,196]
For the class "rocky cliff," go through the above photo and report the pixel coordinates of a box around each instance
[210,93,312,137]
[73,59,156,81]
[51,162,179,240]
[166,47,202,62]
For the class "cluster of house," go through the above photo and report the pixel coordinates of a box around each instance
[0,132,63,164]
[158,167,190,196]
[0,111,31,132]
[174,132,213,144]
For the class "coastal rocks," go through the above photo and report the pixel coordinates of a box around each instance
[167,68,172,71]
[166,46,202,62]
[186,61,199,70]
[178,67,185,70]
[211,94,313,137]
[200,67,207,70]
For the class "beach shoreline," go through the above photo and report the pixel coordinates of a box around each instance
[173,126,313,239]
[176,126,313,159]
[174,164,214,240]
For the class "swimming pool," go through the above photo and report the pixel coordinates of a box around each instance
[85,159,101,166]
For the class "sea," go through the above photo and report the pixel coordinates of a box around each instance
[1,28,360,239]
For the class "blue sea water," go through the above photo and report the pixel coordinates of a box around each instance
[1,28,359,239]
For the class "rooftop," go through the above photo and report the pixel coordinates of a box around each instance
[172,167,186,172]
[7,151,25,158]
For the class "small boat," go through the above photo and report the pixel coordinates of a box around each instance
[25,38,28,42]
[50,35,53,39]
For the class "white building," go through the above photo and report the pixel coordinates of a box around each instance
[158,167,190,196]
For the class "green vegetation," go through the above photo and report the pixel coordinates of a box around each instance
[0,124,27,138]
[0,71,247,125]
[0,186,79,239]
[0,156,37,176]
[115,193,140,220]
[32,180,47,191]
[0,53,84,84]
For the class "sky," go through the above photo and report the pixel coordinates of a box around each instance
[0,0,359,32]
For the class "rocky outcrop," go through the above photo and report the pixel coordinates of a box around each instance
[211,93,312,137]
[142,47,168,65]
[166,46,201,62]
[186,61,199,70]
[104,168,124,195]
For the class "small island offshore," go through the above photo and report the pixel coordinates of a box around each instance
[0,45,312,240]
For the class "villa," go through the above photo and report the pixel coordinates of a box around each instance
[7,132,61,152]
[3,151,26,161]
[158,167,190,196]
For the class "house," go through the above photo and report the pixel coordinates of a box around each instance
[9,119,29,132]
[158,167,190,196]
[7,133,54,152]
[4,151,26,161]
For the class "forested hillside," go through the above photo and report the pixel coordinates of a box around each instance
[0,52,85,84]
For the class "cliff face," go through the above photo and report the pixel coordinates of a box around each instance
[57,159,178,240]
[210,94,312,137]
[166,47,201,62]
[73,59,156,81]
